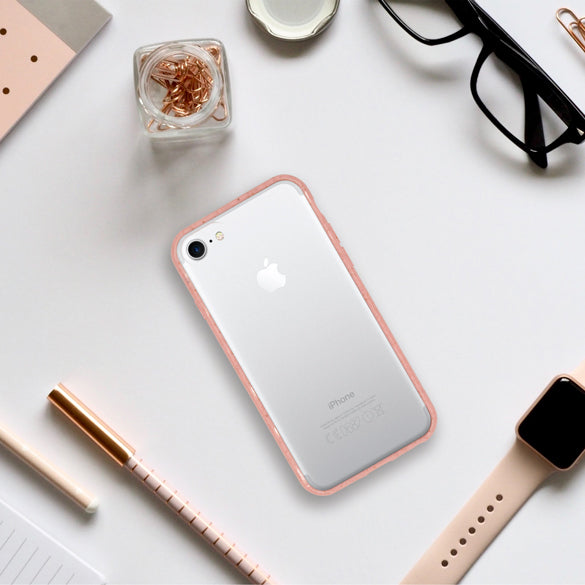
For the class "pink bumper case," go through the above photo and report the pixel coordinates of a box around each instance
[172,175,436,494]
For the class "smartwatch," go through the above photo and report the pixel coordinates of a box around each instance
[401,360,585,584]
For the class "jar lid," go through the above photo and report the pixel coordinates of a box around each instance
[246,0,339,41]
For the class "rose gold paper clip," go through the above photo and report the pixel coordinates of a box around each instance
[557,8,585,53]
[48,383,276,584]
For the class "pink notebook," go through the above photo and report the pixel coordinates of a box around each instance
[0,0,111,141]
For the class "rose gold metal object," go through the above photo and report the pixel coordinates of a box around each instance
[557,8,585,53]
[48,383,134,465]
[146,47,226,131]
[48,384,276,584]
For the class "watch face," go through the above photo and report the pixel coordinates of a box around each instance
[517,377,585,469]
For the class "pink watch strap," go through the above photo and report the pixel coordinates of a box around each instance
[401,360,585,584]
[400,441,553,584]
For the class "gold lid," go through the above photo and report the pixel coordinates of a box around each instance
[48,383,135,465]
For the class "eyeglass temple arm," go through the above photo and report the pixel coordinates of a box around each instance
[377,0,470,46]
[521,78,548,169]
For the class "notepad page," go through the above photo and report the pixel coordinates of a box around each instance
[0,498,104,585]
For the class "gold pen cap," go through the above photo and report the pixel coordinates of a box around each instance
[48,383,135,466]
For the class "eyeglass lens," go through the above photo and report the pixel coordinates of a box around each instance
[382,0,574,160]
[474,51,568,149]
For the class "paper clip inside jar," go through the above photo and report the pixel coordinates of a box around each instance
[134,40,231,140]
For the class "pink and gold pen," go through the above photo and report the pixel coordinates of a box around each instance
[48,383,275,585]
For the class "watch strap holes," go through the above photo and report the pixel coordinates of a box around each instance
[440,494,504,569]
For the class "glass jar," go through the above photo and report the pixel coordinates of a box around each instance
[133,39,231,141]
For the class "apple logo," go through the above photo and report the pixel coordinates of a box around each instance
[257,258,286,293]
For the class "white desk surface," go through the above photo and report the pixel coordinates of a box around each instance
[2,1,585,583]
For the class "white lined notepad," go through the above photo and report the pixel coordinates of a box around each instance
[0,498,104,585]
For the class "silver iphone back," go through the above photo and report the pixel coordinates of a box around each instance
[173,177,435,494]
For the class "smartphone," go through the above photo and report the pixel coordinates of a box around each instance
[172,176,436,495]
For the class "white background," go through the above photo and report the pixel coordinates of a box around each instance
[2,0,585,583]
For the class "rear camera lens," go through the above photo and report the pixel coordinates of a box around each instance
[187,240,206,260]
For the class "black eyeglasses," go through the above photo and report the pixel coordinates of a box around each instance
[377,0,585,168]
